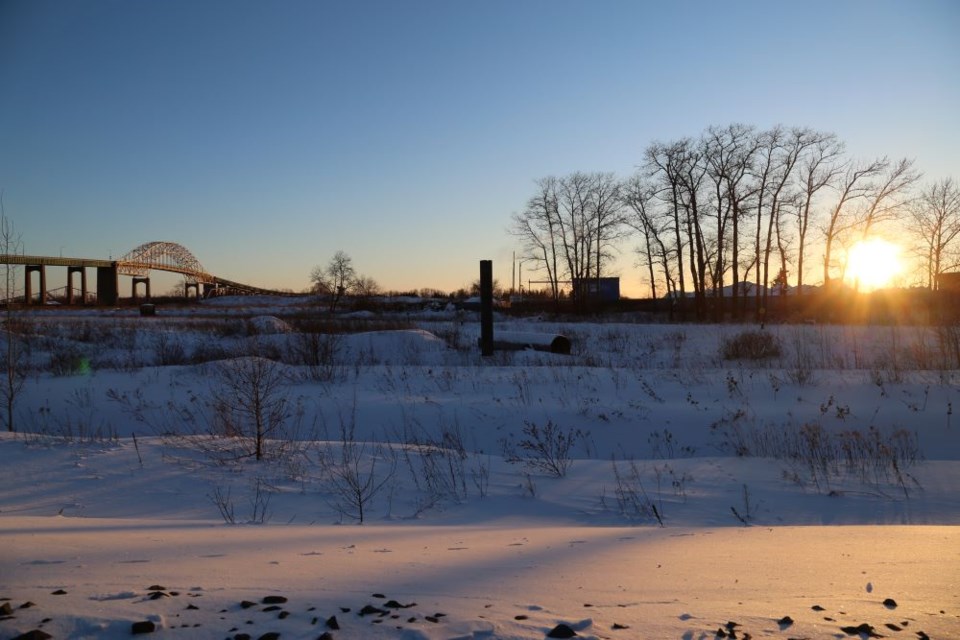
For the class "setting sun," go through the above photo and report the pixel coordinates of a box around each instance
[845,238,902,290]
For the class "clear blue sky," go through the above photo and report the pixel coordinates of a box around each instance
[2,0,958,296]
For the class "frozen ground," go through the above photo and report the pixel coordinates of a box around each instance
[1,298,959,639]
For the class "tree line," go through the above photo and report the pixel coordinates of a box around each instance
[510,123,960,319]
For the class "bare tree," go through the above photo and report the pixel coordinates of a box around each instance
[586,171,627,293]
[821,157,920,288]
[793,133,844,294]
[910,178,960,289]
[511,171,627,309]
[756,127,822,314]
[310,250,357,312]
[1,199,27,433]
[319,401,396,524]
[352,274,380,298]
[646,141,691,307]
[647,139,715,318]
[211,351,295,462]
[623,173,674,299]
[821,158,887,286]
[856,158,921,242]
[703,124,760,318]
[676,140,710,319]
[554,172,593,309]
[510,176,563,303]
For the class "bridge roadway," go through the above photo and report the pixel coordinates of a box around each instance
[1,251,295,305]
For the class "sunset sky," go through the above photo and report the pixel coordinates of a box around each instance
[2,0,958,296]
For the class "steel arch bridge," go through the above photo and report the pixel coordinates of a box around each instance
[1,240,296,304]
[117,241,214,284]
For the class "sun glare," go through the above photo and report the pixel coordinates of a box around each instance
[845,238,902,290]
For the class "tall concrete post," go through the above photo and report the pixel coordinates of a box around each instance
[25,265,46,305]
[67,266,86,305]
[480,260,494,357]
[24,267,32,304]
[80,267,88,304]
[132,276,150,300]
[96,264,119,306]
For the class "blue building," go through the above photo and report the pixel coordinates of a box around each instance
[573,277,620,302]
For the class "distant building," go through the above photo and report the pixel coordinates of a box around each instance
[573,277,620,302]
[937,272,960,292]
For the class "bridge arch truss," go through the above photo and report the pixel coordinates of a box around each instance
[117,241,214,284]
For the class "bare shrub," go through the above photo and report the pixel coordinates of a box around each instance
[609,454,662,525]
[207,478,274,525]
[787,328,817,386]
[721,330,782,361]
[1,323,29,432]
[711,411,924,497]
[318,405,397,524]
[731,484,759,526]
[398,419,469,512]
[109,341,310,463]
[935,325,960,369]
[154,332,188,366]
[32,392,119,444]
[189,341,231,365]
[209,353,301,461]
[48,342,88,376]
[501,420,585,478]
[288,330,344,382]
[208,485,236,524]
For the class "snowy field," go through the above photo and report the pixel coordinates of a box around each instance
[2,297,959,639]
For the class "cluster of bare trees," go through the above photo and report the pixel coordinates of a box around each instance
[511,123,959,318]
[509,172,627,309]
[310,250,379,312]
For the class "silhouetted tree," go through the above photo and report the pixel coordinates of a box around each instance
[792,133,844,295]
[211,350,292,462]
[510,171,627,310]
[623,172,673,299]
[510,177,563,304]
[702,123,761,318]
[1,203,27,433]
[911,178,960,289]
[821,158,887,286]
[311,250,377,311]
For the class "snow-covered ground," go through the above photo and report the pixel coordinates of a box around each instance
[2,298,959,639]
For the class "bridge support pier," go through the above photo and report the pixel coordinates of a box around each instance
[67,266,88,305]
[96,265,119,306]
[25,265,47,305]
[132,276,151,301]
[184,282,199,299]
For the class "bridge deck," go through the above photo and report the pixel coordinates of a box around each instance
[0,254,115,268]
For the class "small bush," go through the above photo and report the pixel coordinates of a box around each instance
[49,344,88,376]
[501,420,585,478]
[721,330,782,361]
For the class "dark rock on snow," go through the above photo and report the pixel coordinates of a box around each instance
[12,631,53,640]
[546,623,578,638]
[131,620,156,634]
